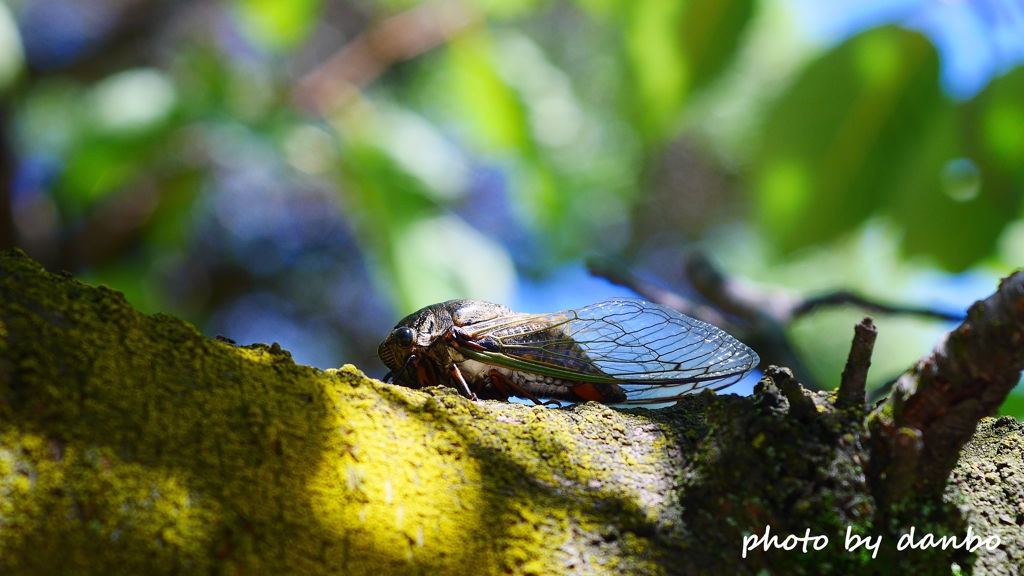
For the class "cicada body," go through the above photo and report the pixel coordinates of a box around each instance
[377,298,760,406]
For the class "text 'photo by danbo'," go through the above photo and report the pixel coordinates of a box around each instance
[0,0,1023,574]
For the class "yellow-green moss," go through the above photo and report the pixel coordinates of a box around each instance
[0,249,677,575]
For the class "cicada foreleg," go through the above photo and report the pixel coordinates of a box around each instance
[385,354,418,385]
[446,326,500,352]
[448,364,479,402]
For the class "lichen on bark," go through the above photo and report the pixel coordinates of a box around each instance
[0,249,1019,575]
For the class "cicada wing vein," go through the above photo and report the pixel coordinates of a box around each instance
[461,297,759,402]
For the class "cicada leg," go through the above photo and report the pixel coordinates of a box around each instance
[446,327,500,352]
[386,355,418,385]
[448,364,479,401]
[488,370,561,408]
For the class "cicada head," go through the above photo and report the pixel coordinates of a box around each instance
[377,304,451,388]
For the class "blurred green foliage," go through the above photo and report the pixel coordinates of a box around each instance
[1,0,1022,411]
[755,26,1024,271]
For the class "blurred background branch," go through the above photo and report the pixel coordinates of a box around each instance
[294,0,480,115]
[588,252,962,390]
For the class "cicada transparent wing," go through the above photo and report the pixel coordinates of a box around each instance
[456,297,760,405]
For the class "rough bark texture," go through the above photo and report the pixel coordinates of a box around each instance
[0,249,1020,575]
[837,317,877,411]
[869,271,1024,507]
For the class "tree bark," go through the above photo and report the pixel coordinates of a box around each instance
[0,249,1020,575]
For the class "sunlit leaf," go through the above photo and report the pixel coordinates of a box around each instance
[0,1,24,92]
[591,0,753,141]
[89,69,177,136]
[624,0,687,140]
[447,31,532,152]
[338,139,441,306]
[444,32,568,244]
[909,65,1024,270]
[340,140,438,232]
[372,106,469,202]
[466,0,543,18]
[755,26,1022,270]
[884,66,1024,270]
[393,214,516,312]
[233,0,324,50]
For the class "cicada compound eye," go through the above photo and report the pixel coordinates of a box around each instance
[393,326,415,348]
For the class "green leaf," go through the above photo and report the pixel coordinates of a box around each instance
[961,66,1024,218]
[88,69,178,136]
[447,32,532,153]
[1000,389,1024,420]
[340,141,438,234]
[233,0,324,50]
[606,0,754,141]
[145,171,205,251]
[443,32,567,240]
[882,102,1011,271]
[878,63,1023,271]
[339,139,517,313]
[338,139,442,308]
[680,0,755,92]
[0,1,24,92]
[624,0,688,139]
[58,142,141,210]
[391,214,516,313]
[753,26,947,254]
[754,27,1024,270]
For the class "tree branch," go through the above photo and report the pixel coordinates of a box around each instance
[2,249,1021,574]
[868,270,1024,505]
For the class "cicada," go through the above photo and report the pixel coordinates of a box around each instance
[377,298,760,406]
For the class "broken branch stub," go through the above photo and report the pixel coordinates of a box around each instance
[837,317,877,412]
